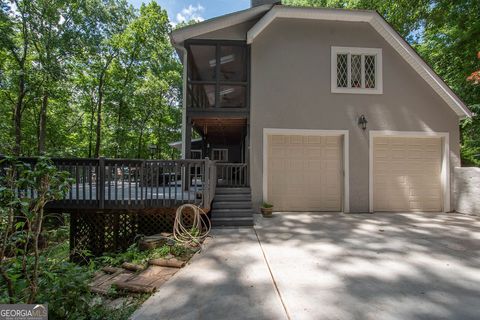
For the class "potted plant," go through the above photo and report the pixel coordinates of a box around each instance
[260,202,274,217]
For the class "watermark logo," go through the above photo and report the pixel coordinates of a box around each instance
[0,304,47,320]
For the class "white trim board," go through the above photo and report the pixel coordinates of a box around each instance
[170,4,273,45]
[247,6,471,118]
[368,130,450,213]
[331,46,383,94]
[263,128,350,213]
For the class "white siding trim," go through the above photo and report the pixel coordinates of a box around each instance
[171,4,273,44]
[331,46,383,94]
[263,128,350,212]
[368,130,450,213]
[246,6,471,118]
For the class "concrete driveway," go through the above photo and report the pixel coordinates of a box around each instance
[133,212,480,320]
[256,212,480,320]
[131,228,288,320]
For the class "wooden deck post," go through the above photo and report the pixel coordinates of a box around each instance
[141,160,145,208]
[183,118,192,191]
[99,157,105,209]
[203,159,211,209]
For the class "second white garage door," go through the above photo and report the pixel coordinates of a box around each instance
[372,136,443,212]
[267,134,342,211]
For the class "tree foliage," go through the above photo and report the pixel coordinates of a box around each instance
[0,0,182,159]
[0,157,72,304]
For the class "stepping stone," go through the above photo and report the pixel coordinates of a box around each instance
[113,266,179,292]
[89,269,133,295]
[149,257,186,268]
[121,262,145,272]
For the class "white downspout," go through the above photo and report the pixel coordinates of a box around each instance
[176,45,188,159]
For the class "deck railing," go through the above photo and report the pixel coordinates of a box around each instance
[1,157,217,211]
[216,163,248,187]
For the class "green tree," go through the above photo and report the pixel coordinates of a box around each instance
[27,0,81,154]
[0,0,31,155]
[417,0,480,165]
[0,0,182,159]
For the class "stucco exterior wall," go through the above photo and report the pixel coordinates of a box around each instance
[250,18,461,212]
[454,167,480,214]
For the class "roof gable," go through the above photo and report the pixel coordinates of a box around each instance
[170,5,471,118]
[170,4,273,45]
[247,6,471,118]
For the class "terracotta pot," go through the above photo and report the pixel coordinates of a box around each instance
[261,207,273,217]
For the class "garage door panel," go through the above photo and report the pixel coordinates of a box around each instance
[373,136,442,212]
[267,134,342,212]
[270,147,286,158]
[271,135,287,145]
[306,148,323,158]
[306,159,322,168]
[307,135,322,144]
[325,150,340,161]
[408,187,440,197]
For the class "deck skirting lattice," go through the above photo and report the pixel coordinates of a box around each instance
[70,209,196,258]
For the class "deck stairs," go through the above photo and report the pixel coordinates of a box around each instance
[210,187,254,227]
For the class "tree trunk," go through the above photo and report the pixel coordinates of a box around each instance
[137,127,144,159]
[28,205,44,304]
[88,94,95,158]
[115,99,124,158]
[38,90,48,154]
[13,71,26,156]
[94,74,105,158]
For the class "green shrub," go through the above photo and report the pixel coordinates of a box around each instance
[261,202,273,208]
[97,242,186,268]
[37,260,94,319]
[0,247,95,318]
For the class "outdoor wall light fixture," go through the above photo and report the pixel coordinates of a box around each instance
[358,114,368,130]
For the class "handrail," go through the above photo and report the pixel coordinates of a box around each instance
[216,162,248,187]
[0,157,217,211]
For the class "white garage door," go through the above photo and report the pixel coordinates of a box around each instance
[267,134,342,211]
[373,136,443,212]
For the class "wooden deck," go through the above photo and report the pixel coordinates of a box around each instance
[1,157,252,255]
[6,158,217,212]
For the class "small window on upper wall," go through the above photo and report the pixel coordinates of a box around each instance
[331,47,382,94]
[212,149,228,162]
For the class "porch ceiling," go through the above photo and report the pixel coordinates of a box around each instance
[192,118,247,143]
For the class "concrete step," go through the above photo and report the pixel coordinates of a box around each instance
[211,217,254,228]
[213,201,253,209]
[211,208,254,218]
[215,187,251,195]
[214,194,251,202]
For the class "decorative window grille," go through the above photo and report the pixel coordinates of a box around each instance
[364,55,376,89]
[351,54,362,88]
[337,54,348,88]
[331,47,382,94]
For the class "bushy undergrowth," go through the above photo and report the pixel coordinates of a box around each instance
[97,242,190,268]
[0,233,194,319]
[0,157,195,319]
[0,238,182,319]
